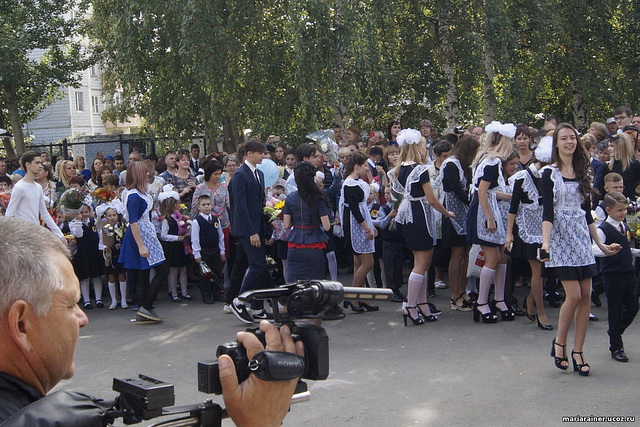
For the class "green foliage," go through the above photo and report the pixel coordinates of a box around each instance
[90,0,640,149]
[0,0,92,125]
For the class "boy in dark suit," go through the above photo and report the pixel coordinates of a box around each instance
[228,138,272,323]
[594,192,640,362]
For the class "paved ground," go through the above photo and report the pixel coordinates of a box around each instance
[61,276,640,426]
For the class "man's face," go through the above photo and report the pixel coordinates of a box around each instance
[191,147,200,159]
[420,125,431,138]
[607,121,619,133]
[26,156,43,176]
[129,152,140,164]
[246,150,265,166]
[310,150,324,169]
[104,159,113,168]
[165,154,177,169]
[615,112,632,129]
[40,153,49,163]
[632,116,640,128]
[472,127,484,139]
[114,159,125,172]
[30,252,88,392]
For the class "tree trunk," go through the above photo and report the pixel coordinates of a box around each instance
[570,82,588,131]
[434,17,459,129]
[482,42,496,125]
[0,114,16,157]
[3,85,26,155]
[222,117,241,154]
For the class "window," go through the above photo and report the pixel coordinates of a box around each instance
[75,92,84,112]
[90,64,98,77]
[92,96,100,114]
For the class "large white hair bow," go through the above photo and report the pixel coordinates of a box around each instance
[396,128,422,146]
[484,121,516,139]
[96,198,125,218]
[534,136,553,163]
[158,190,180,203]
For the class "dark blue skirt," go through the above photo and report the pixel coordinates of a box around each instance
[287,247,325,282]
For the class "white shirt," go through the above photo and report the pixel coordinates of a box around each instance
[593,216,640,257]
[5,179,64,238]
[191,213,225,259]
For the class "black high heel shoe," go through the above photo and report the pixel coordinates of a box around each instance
[358,301,379,312]
[343,300,365,313]
[524,296,536,321]
[473,302,497,323]
[571,351,590,376]
[416,303,438,322]
[403,306,426,326]
[491,299,515,321]
[537,317,554,330]
[550,338,568,370]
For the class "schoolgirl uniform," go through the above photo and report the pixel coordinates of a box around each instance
[119,190,165,269]
[99,221,126,275]
[161,214,190,268]
[339,177,375,254]
[439,156,470,247]
[71,217,103,280]
[389,163,436,251]
[539,165,597,280]
[467,157,507,247]
[508,164,543,260]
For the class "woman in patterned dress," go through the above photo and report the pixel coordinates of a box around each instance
[339,152,377,313]
[467,122,517,324]
[541,124,619,376]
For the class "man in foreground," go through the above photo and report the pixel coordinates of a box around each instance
[0,217,303,426]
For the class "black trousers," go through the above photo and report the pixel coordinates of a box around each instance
[603,271,639,351]
[383,241,404,292]
[226,240,248,305]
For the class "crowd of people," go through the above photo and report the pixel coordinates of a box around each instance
[2,106,640,375]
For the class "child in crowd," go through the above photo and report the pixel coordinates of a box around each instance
[367,182,384,288]
[191,194,226,304]
[72,203,104,309]
[593,192,639,363]
[594,173,624,226]
[271,184,287,201]
[98,204,128,309]
[159,191,192,301]
[592,172,624,308]
[378,186,406,302]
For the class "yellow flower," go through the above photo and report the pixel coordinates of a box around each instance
[274,200,285,210]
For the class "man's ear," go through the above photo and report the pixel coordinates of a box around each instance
[6,300,36,353]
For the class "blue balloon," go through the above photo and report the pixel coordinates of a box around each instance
[257,159,279,188]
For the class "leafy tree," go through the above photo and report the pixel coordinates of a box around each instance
[0,0,92,155]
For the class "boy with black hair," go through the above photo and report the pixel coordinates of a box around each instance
[593,192,640,362]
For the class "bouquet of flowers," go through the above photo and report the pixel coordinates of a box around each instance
[626,198,640,233]
[92,188,116,205]
[172,210,193,255]
[59,188,90,214]
[179,203,189,217]
[263,198,285,222]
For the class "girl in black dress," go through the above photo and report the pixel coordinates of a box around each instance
[389,129,454,325]
[73,204,104,309]
[439,136,479,311]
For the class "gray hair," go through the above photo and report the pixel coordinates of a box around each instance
[0,217,70,317]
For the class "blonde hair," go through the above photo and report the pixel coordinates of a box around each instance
[56,160,77,188]
[392,139,427,180]
[608,133,634,172]
[473,132,514,166]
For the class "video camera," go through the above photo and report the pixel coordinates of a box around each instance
[111,280,392,426]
